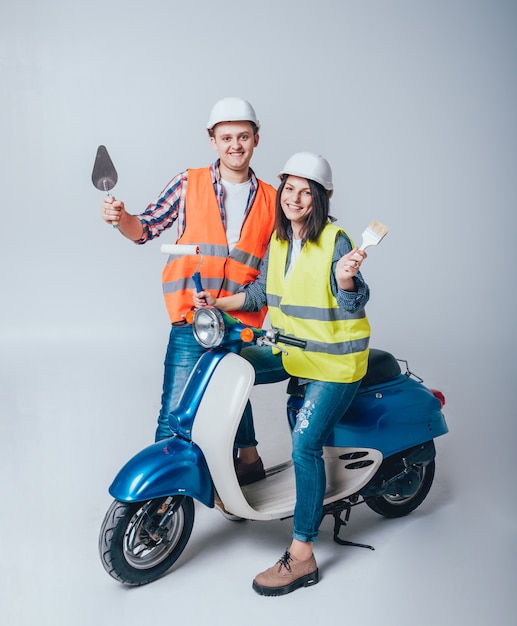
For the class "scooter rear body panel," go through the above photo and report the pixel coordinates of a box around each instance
[324,375,448,457]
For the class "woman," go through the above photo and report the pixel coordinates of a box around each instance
[193,152,370,595]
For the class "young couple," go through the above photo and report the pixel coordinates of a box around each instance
[101,97,370,596]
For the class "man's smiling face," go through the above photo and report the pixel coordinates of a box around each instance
[210,121,259,180]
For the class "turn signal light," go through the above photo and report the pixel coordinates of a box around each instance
[240,328,255,343]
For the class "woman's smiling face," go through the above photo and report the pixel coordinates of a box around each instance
[280,175,313,234]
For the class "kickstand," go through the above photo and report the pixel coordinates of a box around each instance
[326,503,375,550]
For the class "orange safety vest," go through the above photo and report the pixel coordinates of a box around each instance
[162,167,276,325]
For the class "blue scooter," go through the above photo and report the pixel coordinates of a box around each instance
[99,306,448,586]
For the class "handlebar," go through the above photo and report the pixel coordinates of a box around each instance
[257,328,307,352]
[190,305,307,354]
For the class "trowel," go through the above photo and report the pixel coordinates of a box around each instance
[92,145,119,227]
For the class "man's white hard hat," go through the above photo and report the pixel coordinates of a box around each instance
[206,97,260,130]
[278,152,333,196]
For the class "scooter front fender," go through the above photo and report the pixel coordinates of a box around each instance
[109,436,213,506]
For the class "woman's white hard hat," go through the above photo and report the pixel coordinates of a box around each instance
[278,152,333,196]
[206,97,260,130]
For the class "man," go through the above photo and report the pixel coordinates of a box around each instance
[101,97,277,485]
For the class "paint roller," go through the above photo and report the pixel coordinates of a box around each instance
[160,244,204,293]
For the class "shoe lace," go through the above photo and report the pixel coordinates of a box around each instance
[277,551,293,573]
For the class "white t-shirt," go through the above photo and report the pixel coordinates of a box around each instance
[285,237,303,280]
[221,178,251,251]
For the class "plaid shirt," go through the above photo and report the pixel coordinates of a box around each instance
[136,160,259,244]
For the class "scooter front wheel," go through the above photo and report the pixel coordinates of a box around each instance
[99,495,195,586]
[365,460,435,518]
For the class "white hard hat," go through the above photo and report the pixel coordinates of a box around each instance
[206,97,260,130]
[278,152,333,196]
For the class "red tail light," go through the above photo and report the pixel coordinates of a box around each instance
[430,389,445,407]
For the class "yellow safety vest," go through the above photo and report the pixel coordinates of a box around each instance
[266,224,370,383]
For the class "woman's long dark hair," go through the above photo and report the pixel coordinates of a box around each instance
[275,175,330,242]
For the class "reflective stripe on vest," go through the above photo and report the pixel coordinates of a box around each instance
[266,224,370,383]
[162,167,276,325]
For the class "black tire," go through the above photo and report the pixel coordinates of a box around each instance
[99,496,195,586]
[365,460,435,518]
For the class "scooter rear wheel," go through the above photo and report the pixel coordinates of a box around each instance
[99,495,195,585]
[365,460,435,518]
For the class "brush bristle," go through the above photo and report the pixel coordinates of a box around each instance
[367,220,389,238]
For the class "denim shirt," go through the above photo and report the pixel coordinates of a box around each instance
[240,228,370,314]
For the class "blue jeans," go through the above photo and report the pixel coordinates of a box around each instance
[155,325,288,444]
[290,380,361,543]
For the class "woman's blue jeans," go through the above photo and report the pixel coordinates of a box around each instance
[290,379,361,543]
[155,325,288,444]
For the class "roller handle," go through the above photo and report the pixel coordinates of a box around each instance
[192,271,203,293]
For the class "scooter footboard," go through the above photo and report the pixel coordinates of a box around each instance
[109,436,213,506]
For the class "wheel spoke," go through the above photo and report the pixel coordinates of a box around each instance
[99,496,195,585]
[365,460,435,519]
[123,499,186,569]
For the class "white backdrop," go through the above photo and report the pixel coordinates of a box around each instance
[1,1,515,625]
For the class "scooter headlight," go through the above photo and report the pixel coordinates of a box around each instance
[192,307,225,348]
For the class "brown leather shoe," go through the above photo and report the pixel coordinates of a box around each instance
[235,457,266,486]
[252,551,319,596]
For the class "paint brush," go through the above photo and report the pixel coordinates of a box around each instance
[358,220,389,251]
